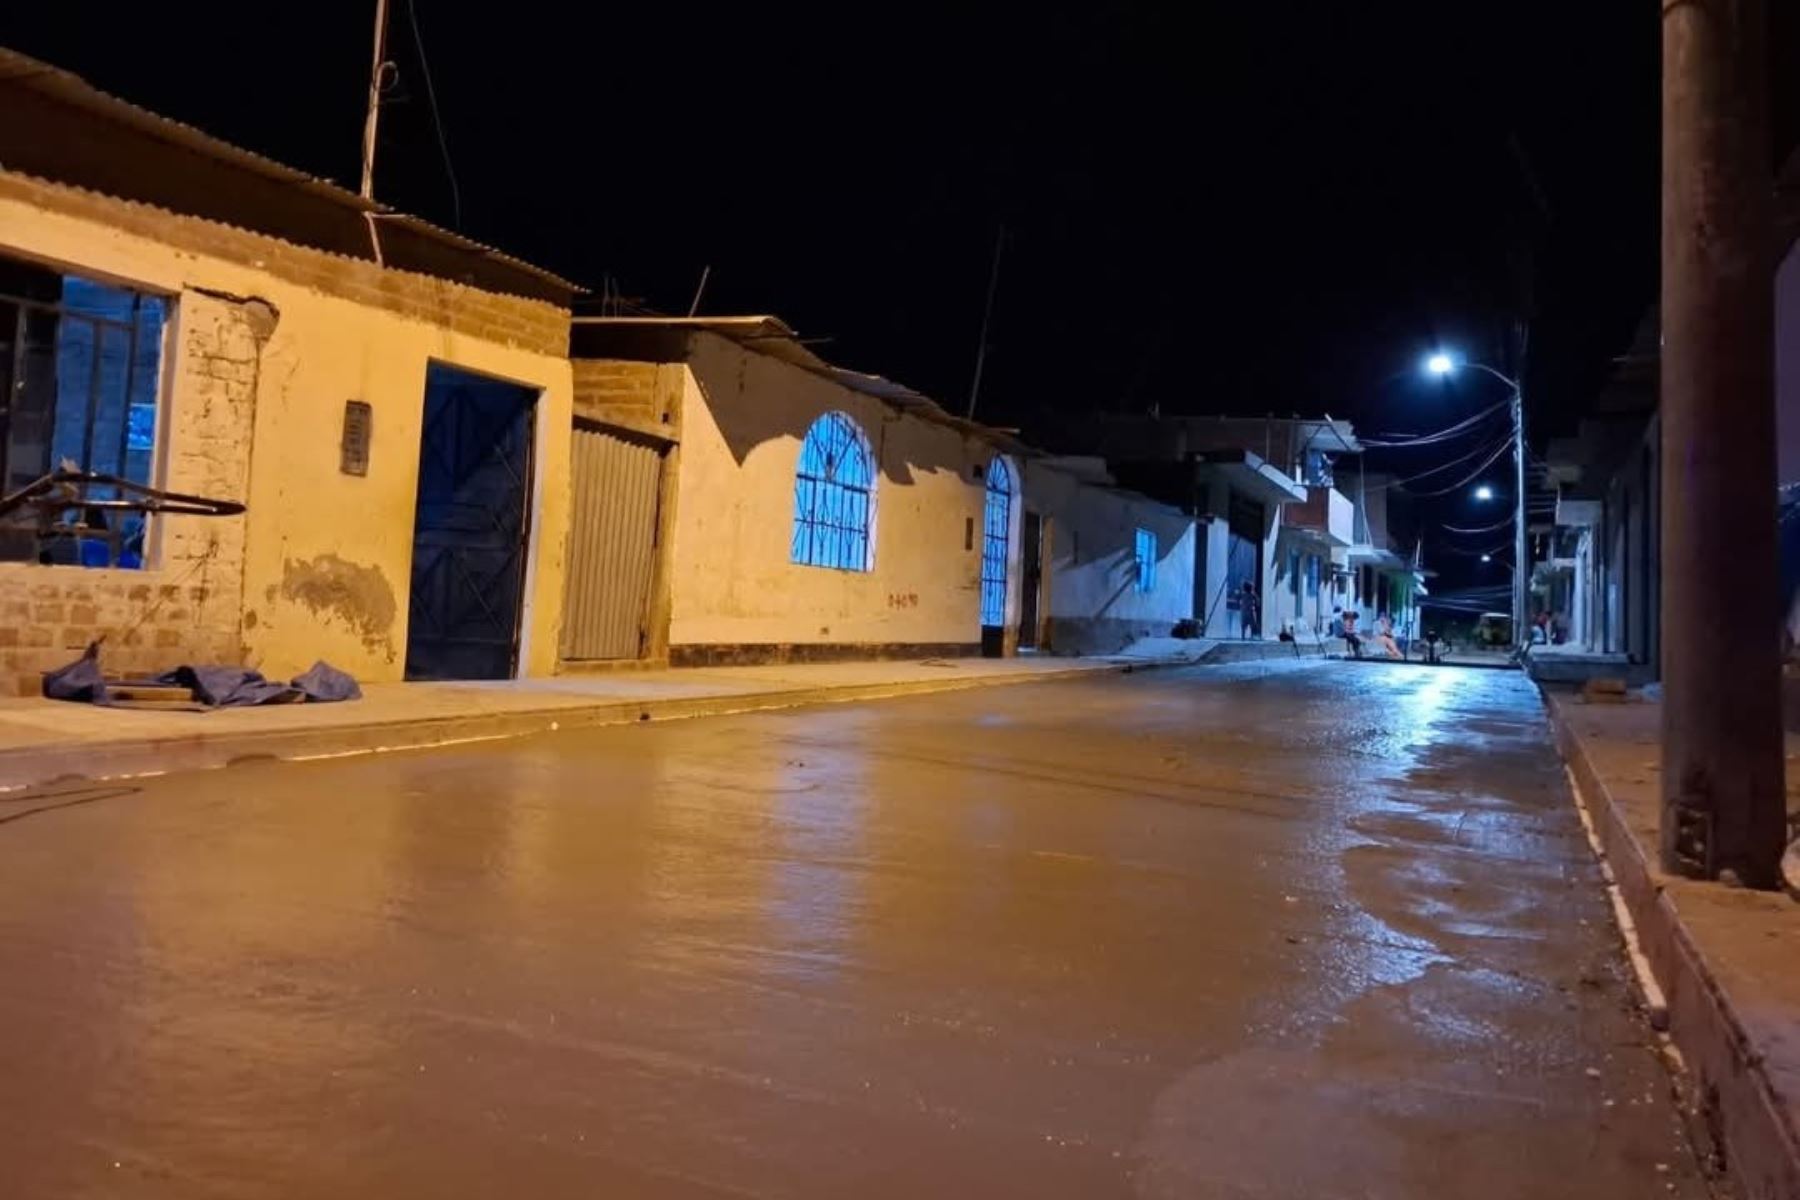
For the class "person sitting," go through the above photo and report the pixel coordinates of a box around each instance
[1341,609,1363,658]
[1375,613,1402,659]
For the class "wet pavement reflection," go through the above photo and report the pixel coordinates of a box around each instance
[0,660,1706,1198]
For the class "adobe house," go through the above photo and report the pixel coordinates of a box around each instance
[565,317,1200,666]
[0,49,578,694]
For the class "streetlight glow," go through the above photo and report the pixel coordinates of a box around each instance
[1474,484,1495,501]
[1481,553,1492,563]
[1424,351,1457,377]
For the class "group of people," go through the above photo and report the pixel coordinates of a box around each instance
[1235,580,1400,659]
[1333,607,1401,659]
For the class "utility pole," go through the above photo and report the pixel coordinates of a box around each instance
[965,225,1004,420]
[1661,0,1783,885]
[359,0,392,201]
[1512,378,1527,644]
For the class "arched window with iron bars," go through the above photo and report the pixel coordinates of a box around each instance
[791,412,876,571]
[980,458,1013,626]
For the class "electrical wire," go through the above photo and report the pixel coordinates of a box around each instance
[1408,435,1515,497]
[1360,400,1511,448]
[1440,514,1516,536]
[405,0,462,229]
[1366,431,1514,492]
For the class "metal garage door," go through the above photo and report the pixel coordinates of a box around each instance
[560,421,665,661]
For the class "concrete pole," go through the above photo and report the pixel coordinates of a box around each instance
[1660,0,1784,885]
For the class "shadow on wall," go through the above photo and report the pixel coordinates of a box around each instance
[577,325,977,487]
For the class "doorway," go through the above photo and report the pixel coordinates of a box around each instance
[404,362,538,681]
[561,419,667,662]
[1019,510,1043,649]
[1225,494,1263,637]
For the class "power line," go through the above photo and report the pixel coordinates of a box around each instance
[1368,431,1514,492]
[405,0,462,229]
[1361,400,1511,448]
[1408,436,1515,498]
[1441,514,1516,535]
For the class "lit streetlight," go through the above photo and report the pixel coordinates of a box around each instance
[1423,349,1527,645]
[1480,553,1492,563]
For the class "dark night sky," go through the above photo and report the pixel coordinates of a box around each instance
[6,3,1797,597]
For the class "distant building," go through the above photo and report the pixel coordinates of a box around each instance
[1042,413,1426,643]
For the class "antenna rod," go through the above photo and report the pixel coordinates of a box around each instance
[360,0,392,200]
[965,224,1004,419]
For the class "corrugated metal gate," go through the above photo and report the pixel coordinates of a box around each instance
[560,421,665,661]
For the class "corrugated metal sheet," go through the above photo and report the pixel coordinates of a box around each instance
[561,423,664,660]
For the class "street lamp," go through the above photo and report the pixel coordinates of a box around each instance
[1423,349,1527,647]
[1481,553,1493,563]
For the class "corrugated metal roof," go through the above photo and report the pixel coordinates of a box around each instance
[0,46,579,298]
[573,315,1032,451]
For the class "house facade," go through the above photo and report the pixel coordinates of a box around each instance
[0,50,577,694]
[566,318,1200,668]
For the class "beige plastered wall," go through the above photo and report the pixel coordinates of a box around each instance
[664,332,1004,649]
[0,174,572,685]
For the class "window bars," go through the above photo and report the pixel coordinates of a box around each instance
[980,458,1012,626]
[791,412,875,571]
[1134,527,1157,593]
[0,267,168,567]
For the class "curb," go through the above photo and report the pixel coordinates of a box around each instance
[0,658,1191,794]
[1550,698,1800,1200]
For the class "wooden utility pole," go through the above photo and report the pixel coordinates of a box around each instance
[359,0,391,201]
[1660,0,1784,884]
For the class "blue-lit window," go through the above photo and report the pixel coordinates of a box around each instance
[791,412,876,571]
[980,458,1012,626]
[1,261,167,567]
[1134,527,1156,593]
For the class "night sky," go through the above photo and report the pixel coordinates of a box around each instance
[6,3,1797,598]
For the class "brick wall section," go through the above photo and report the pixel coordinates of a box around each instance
[572,360,683,442]
[0,291,259,696]
[0,171,570,358]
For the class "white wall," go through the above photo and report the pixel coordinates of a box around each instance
[666,333,997,650]
[1023,461,1196,652]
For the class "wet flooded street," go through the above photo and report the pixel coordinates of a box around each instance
[0,661,1705,1198]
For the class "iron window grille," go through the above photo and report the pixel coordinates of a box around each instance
[1134,527,1157,593]
[0,262,167,567]
[980,457,1013,625]
[791,412,876,572]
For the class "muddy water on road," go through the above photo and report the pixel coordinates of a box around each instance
[0,661,1704,1198]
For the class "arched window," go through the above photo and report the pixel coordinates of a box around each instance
[791,412,876,571]
[980,457,1013,626]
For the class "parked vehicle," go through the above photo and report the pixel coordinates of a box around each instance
[1474,612,1513,648]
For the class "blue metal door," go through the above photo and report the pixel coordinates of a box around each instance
[404,364,537,681]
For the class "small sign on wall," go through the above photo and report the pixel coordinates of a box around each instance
[341,400,372,476]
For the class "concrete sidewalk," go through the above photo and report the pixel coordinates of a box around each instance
[1549,692,1800,1199]
[0,641,1265,793]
